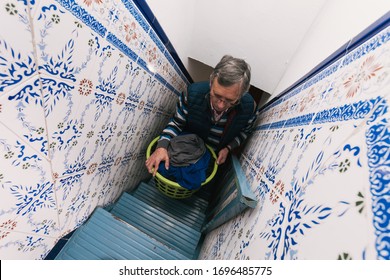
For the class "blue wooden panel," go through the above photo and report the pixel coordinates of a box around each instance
[110,193,201,259]
[231,156,258,207]
[202,156,258,233]
[55,208,189,260]
[147,178,209,213]
[132,182,206,231]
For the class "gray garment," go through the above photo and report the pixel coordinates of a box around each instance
[168,134,206,167]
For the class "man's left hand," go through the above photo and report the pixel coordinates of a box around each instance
[217,147,229,165]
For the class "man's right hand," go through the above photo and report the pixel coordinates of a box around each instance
[145,147,169,176]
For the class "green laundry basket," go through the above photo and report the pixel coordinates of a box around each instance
[146,136,218,199]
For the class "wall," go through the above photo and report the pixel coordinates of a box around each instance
[187,57,213,83]
[199,15,390,259]
[0,0,188,259]
[274,0,390,95]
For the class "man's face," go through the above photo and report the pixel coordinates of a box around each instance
[210,78,240,112]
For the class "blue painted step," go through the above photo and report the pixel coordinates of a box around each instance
[147,179,209,213]
[132,182,206,231]
[110,192,201,259]
[55,208,188,260]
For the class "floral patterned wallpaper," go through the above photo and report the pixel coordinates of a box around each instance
[199,20,390,260]
[0,0,188,259]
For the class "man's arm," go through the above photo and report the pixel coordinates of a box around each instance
[146,91,189,175]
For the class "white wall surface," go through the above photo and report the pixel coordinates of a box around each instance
[146,0,390,97]
[274,0,390,95]
[146,0,196,66]
[146,0,326,94]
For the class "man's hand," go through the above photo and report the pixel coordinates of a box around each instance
[216,147,229,165]
[145,147,169,176]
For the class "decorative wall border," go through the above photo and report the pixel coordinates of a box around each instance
[257,97,386,131]
[365,98,389,260]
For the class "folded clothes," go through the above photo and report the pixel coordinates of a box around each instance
[158,134,210,190]
[158,149,210,190]
[167,133,206,167]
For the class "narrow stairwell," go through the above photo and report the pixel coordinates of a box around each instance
[54,156,257,260]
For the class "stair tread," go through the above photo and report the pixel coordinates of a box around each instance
[55,208,189,260]
[146,179,209,213]
[132,182,206,231]
[110,193,201,258]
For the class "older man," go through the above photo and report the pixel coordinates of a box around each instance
[146,55,257,176]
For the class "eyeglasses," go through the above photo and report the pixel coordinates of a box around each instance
[209,92,240,106]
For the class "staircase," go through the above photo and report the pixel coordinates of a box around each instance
[54,156,257,260]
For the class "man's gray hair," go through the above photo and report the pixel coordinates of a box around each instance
[210,55,251,97]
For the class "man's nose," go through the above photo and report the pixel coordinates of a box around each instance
[216,100,226,109]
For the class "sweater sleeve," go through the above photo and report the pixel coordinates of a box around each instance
[156,91,188,149]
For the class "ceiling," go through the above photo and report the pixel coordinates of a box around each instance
[146,0,327,95]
